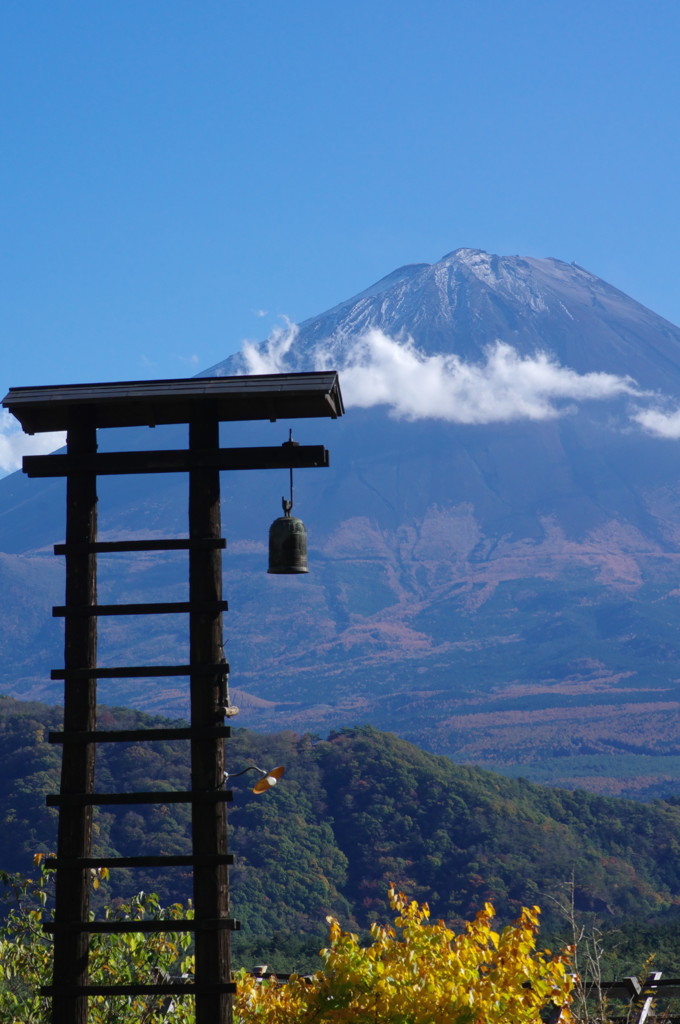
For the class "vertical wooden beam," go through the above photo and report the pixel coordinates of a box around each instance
[189,408,232,1024]
[51,410,98,1024]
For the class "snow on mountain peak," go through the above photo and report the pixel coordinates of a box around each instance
[440,247,490,263]
[201,249,680,434]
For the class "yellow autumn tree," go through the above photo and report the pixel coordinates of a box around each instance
[0,862,574,1024]
[235,886,575,1024]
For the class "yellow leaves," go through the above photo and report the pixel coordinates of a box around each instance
[235,891,575,1024]
[90,865,109,890]
[1,857,574,1024]
[326,915,341,943]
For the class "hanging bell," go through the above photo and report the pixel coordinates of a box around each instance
[268,500,309,574]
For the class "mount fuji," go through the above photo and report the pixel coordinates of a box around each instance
[4,249,680,797]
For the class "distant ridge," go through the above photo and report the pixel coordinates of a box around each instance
[2,694,680,939]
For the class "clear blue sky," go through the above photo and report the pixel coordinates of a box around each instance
[2,0,679,398]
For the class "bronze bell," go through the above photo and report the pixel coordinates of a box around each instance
[268,501,309,574]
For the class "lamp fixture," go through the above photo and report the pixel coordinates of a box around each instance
[224,764,286,795]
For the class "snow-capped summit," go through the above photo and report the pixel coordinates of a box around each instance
[204,250,680,392]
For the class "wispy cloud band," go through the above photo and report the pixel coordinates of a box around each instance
[241,323,644,425]
[319,330,640,424]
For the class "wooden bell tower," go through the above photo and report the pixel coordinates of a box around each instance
[2,372,344,1024]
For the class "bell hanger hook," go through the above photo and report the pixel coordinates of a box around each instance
[282,428,298,517]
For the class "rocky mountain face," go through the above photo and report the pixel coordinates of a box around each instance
[4,249,680,797]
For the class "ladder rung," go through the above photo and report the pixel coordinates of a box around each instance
[46,790,232,806]
[44,854,234,870]
[53,601,228,616]
[54,538,227,554]
[51,664,228,679]
[44,918,239,934]
[41,982,237,996]
[49,726,231,744]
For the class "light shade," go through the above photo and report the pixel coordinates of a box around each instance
[252,765,286,794]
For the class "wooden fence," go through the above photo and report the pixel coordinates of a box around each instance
[567,971,680,1023]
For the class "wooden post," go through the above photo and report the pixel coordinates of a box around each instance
[51,410,98,1024]
[189,408,232,1024]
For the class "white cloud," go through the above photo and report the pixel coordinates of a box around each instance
[242,318,299,375]
[318,330,640,424]
[630,406,680,439]
[0,410,65,476]
[238,324,645,425]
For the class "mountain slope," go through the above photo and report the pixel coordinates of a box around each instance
[3,250,680,794]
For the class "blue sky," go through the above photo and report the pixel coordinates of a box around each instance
[1,0,679,465]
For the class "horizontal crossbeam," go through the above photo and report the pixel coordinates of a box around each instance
[53,601,228,616]
[46,790,232,806]
[650,980,680,997]
[41,982,237,996]
[51,664,228,679]
[44,918,239,934]
[49,726,231,744]
[44,854,234,869]
[54,538,227,554]
[24,444,329,477]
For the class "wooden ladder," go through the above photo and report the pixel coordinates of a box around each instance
[40,408,235,1024]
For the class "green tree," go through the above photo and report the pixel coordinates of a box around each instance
[0,856,193,1024]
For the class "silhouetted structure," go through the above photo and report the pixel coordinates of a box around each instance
[3,371,343,1024]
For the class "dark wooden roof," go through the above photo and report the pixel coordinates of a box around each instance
[2,372,344,433]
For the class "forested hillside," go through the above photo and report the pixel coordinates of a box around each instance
[2,695,680,948]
